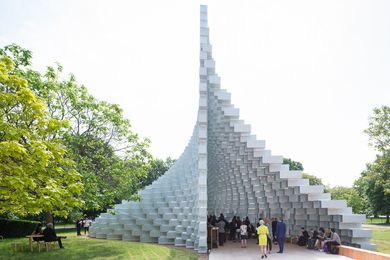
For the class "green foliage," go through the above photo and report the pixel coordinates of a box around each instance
[302,173,323,186]
[283,158,327,189]
[1,44,152,214]
[328,186,367,214]
[355,153,390,223]
[0,44,32,68]
[283,158,304,171]
[141,157,176,188]
[0,56,83,217]
[0,218,39,238]
[364,106,390,153]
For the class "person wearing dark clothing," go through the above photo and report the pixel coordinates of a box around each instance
[307,229,318,249]
[236,217,242,242]
[32,223,44,241]
[298,227,309,246]
[276,219,286,253]
[230,216,237,241]
[76,219,82,236]
[43,223,64,249]
[216,218,226,246]
[271,218,277,243]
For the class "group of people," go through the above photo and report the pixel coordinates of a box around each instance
[31,223,65,249]
[298,226,341,254]
[207,214,287,259]
[76,218,92,236]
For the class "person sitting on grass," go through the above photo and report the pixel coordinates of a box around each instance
[43,223,64,249]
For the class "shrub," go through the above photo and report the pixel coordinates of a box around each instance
[0,218,40,238]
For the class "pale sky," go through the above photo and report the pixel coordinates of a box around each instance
[1,0,389,187]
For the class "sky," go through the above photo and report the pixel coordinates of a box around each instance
[1,0,389,187]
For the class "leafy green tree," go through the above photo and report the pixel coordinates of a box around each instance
[355,153,390,223]
[283,158,304,171]
[1,44,152,214]
[0,55,83,217]
[355,106,390,223]
[328,186,367,214]
[141,157,176,187]
[364,106,390,153]
[301,173,323,186]
[283,158,326,187]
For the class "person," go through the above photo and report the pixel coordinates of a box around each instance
[32,223,44,242]
[256,218,263,244]
[264,218,273,254]
[43,223,64,249]
[315,227,325,250]
[257,220,268,258]
[236,217,242,242]
[297,227,309,246]
[230,216,237,241]
[307,228,319,249]
[271,218,277,243]
[76,219,82,236]
[324,228,341,253]
[83,218,92,235]
[216,217,226,246]
[276,218,286,253]
[240,220,248,248]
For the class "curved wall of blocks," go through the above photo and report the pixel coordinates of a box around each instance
[89,4,374,252]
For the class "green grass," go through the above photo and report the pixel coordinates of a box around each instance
[365,217,390,225]
[371,228,390,255]
[0,230,198,260]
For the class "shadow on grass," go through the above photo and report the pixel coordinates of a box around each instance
[0,232,199,260]
[0,239,126,260]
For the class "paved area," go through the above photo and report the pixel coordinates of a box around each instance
[209,239,352,260]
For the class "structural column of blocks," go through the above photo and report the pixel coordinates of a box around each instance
[89,5,374,252]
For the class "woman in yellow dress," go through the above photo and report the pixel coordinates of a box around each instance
[257,220,269,258]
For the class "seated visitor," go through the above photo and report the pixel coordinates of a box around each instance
[297,227,309,246]
[324,228,341,253]
[32,223,44,241]
[307,228,319,249]
[315,227,325,250]
[43,223,64,249]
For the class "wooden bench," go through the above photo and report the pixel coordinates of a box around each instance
[12,242,24,252]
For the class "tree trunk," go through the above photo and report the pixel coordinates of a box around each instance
[387,214,389,224]
[45,212,54,225]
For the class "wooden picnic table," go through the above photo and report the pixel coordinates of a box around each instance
[26,234,44,252]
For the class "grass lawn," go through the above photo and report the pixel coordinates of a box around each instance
[365,217,390,225]
[371,228,390,255]
[0,230,199,260]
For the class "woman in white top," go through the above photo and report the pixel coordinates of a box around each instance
[240,220,248,248]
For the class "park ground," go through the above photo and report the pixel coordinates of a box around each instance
[0,229,198,260]
[0,222,389,259]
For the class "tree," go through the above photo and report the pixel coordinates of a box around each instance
[355,153,390,223]
[301,173,324,186]
[328,186,366,214]
[364,106,390,153]
[140,157,176,188]
[283,158,304,171]
[1,44,152,214]
[355,106,390,223]
[0,55,83,217]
